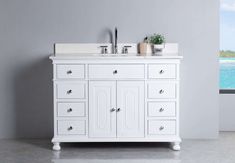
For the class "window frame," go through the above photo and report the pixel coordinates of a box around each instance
[219,89,235,94]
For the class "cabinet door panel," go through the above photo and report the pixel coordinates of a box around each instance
[89,81,116,138]
[117,81,144,137]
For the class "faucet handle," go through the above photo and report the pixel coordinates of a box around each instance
[99,46,108,54]
[123,46,132,54]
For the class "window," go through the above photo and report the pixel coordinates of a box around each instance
[220,0,235,93]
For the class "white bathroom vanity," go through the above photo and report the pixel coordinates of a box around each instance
[50,43,182,151]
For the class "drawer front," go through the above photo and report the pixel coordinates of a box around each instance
[147,83,176,99]
[58,120,86,135]
[89,64,145,79]
[58,102,85,117]
[148,102,176,117]
[148,120,176,135]
[56,64,85,79]
[148,64,176,79]
[56,82,86,99]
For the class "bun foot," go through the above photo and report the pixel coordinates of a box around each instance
[53,142,61,151]
[171,142,181,151]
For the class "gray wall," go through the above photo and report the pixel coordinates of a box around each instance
[220,94,235,131]
[0,0,219,139]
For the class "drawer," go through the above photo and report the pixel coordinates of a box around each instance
[147,82,176,99]
[58,102,86,117]
[56,64,85,79]
[56,82,86,99]
[148,120,176,135]
[148,102,176,117]
[148,64,176,79]
[89,64,144,79]
[58,120,86,135]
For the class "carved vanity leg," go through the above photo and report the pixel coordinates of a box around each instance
[53,142,61,151]
[171,142,181,151]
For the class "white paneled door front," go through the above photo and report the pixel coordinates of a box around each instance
[89,81,116,138]
[89,81,144,138]
[117,81,144,137]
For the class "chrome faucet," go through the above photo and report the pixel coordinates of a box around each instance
[113,27,118,54]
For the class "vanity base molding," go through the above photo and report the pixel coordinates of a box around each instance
[50,56,182,151]
[52,137,181,151]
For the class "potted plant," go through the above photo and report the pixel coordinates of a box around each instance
[149,34,165,55]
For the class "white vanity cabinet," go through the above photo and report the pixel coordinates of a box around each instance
[50,56,182,151]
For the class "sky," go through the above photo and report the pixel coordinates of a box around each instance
[221,0,235,51]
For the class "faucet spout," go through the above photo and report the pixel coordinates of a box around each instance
[113,27,118,54]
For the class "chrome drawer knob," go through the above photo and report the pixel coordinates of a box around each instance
[159,108,164,112]
[67,90,72,94]
[68,126,73,131]
[67,108,73,112]
[110,108,116,112]
[113,70,118,74]
[159,89,164,94]
[159,70,164,74]
[116,108,121,112]
[159,126,164,131]
[67,70,72,74]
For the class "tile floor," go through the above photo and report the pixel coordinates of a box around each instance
[0,132,235,163]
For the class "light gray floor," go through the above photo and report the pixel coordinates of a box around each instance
[0,132,235,163]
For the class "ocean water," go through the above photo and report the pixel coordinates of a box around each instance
[220,57,235,89]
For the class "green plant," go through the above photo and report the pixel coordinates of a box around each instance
[149,34,165,45]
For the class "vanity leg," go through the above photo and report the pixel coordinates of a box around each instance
[53,142,61,151]
[171,142,181,151]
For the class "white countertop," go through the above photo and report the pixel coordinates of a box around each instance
[50,53,183,60]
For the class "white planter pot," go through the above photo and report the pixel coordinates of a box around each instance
[152,44,165,55]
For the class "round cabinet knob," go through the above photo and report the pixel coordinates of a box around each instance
[67,70,72,74]
[116,108,121,112]
[68,126,73,131]
[159,126,164,131]
[67,90,72,94]
[159,89,164,94]
[159,108,164,112]
[159,70,164,74]
[110,108,116,112]
[113,70,118,74]
[67,108,73,112]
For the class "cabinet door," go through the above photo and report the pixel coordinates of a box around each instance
[89,81,116,138]
[117,81,144,137]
